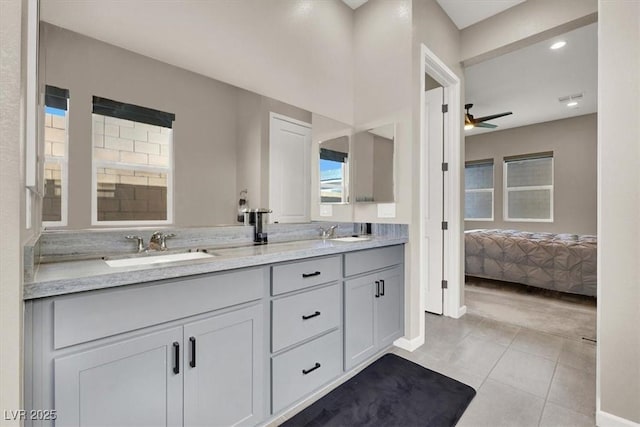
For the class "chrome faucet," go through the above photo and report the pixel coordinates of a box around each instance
[148,231,176,251]
[126,235,145,253]
[319,225,338,240]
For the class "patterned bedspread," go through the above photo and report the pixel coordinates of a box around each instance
[465,229,597,296]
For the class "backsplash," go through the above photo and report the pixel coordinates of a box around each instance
[24,222,408,279]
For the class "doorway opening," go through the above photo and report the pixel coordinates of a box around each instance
[461,23,598,342]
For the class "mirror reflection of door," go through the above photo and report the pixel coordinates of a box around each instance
[319,136,349,204]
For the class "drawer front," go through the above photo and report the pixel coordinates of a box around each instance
[54,267,265,349]
[272,330,342,413]
[272,256,340,295]
[344,245,404,277]
[272,283,340,352]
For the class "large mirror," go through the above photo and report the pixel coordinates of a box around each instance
[353,124,396,203]
[319,136,350,204]
[37,18,351,229]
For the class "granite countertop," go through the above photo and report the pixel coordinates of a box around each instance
[24,236,407,300]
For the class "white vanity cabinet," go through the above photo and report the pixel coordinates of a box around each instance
[344,246,404,370]
[25,244,405,426]
[25,268,267,427]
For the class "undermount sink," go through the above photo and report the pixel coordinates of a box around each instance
[330,236,372,243]
[105,251,215,268]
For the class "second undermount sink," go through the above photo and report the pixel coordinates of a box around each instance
[330,236,372,243]
[105,251,215,268]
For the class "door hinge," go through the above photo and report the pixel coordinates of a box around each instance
[442,104,448,113]
[441,280,448,289]
[441,221,448,230]
[441,162,449,172]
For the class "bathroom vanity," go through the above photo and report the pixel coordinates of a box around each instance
[24,239,405,426]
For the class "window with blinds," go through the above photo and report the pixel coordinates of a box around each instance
[503,153,554,222]
[42,85,69,226]
[464,160,494,220]
[91,97,175,224]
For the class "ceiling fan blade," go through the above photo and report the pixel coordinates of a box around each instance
[475,122,498,129]
[473,112,512,123]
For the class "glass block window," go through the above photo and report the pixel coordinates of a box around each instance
[504,154,554,222]
[42,85,69,226]
[465,160,494,220]
[91,97,174,224]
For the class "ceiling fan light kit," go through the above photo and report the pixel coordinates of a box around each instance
[464,103,512,131]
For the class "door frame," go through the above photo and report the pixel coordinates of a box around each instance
[419,44,465,325]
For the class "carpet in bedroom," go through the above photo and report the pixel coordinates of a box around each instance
[281,353,476,427]
[465,280,596,341]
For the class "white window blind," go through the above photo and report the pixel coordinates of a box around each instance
[465,160,494,220]
[504,153,553,222]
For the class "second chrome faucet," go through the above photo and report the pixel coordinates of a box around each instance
[126,231,176,253]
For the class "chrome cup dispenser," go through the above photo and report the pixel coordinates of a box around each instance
[246,208,272,245]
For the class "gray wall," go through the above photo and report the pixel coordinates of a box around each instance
[42,23,310,228]
[465,114,597,235]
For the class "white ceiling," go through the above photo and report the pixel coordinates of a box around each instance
[436,0,526,29]
[464,22,597,136]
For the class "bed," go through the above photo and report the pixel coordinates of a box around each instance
[465,229,597,296]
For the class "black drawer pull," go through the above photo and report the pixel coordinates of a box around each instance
[302,362,321,375]
[302,271,321,278]
[380,279,385,296]
[172,342,180,374]
[302,311,321,320]
[375,281,380,298]
[189,336,196,368]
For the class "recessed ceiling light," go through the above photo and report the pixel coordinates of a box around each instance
[550,41,567,50]
[567,101,578,107]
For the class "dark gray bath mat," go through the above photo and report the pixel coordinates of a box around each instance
[281,353,476,427]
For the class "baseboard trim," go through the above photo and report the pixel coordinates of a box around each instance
[597,410,640,427]
[453,305,467,318]
[393,335,424,352]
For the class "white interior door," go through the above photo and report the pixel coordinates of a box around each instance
[424,87,444,314]
[269,114,311,223]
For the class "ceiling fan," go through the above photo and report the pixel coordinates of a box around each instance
[464,103,512,130]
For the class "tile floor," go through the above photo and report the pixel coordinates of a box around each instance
[392,313,597,427]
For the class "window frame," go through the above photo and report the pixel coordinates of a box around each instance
[90,114,174,226]
[464,160,494,221]
[503,155,554,223]
[42,104,69,228]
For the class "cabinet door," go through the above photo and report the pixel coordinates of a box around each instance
[184,304,264,427]
[344,275,377,370]
[376,266,404,348]
[55,327,183,427]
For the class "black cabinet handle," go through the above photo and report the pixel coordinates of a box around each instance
[302,311,321,320]
[172,342,180,374]
[375,281,380,298]
[302,271,321,278]
[302,362,321,375]
[380,279,385,296]
[189,336,196,368]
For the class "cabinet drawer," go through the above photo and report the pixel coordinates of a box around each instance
[54,268,265,349]
[272,256,340,295]
[272,283,340,352]
[344,245,403,277]
[272,330,342,413]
